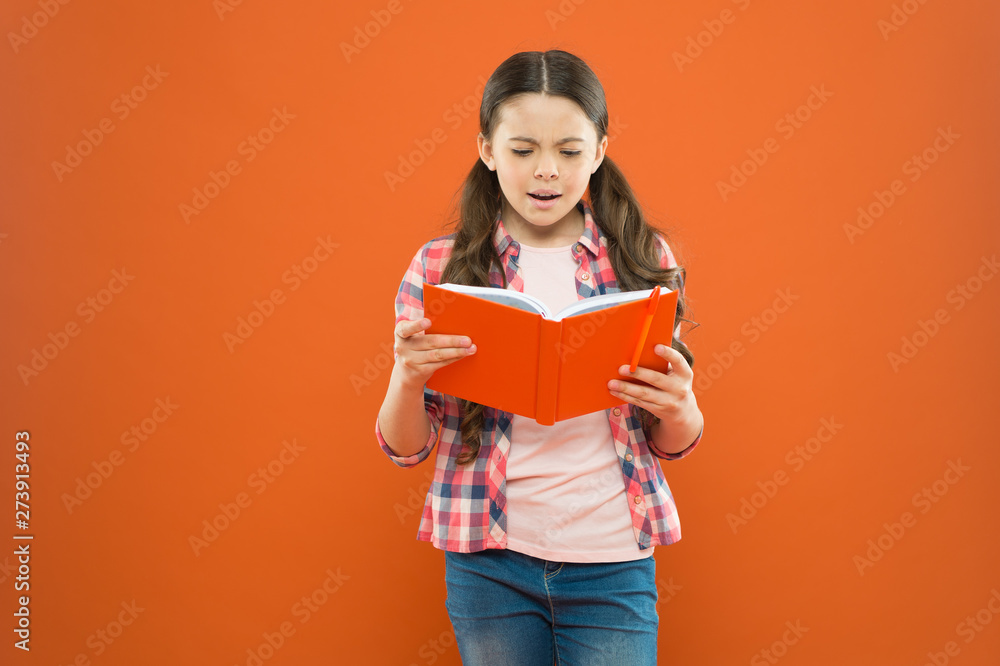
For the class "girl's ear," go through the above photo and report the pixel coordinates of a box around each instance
[477,132,496,171]
[592,134,609,173]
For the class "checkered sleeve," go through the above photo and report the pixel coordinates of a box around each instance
[375,242,447,468]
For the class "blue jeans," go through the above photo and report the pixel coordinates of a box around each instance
[444,548,658,665]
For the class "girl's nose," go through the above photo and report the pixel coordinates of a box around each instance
[535,160,557,179]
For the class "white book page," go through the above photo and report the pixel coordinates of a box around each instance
[434,283,552,318]
[555,288,657,320]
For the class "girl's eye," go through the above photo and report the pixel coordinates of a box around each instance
[512,149,582,157]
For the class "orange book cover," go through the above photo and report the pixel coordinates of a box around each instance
[422,282,679,425]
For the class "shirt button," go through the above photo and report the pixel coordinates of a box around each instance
[581,272,590,281]
[633,495,642,505]
[613,407,621,416]
[574,243,582,252]
[625,453,633,462]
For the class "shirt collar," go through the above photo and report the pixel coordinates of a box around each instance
[492,199,602,259]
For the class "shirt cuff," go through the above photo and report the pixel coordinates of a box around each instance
[376,415,438,468]
[649,423,703,461]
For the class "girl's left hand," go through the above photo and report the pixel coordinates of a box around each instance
[607,343,699,424]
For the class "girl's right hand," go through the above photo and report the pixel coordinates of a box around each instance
[393,317,476,388]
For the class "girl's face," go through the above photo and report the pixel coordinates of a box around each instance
[478,93,608,244]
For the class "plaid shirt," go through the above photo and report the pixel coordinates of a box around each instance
[376,199,703,553]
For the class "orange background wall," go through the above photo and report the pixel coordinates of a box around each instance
[2,1,998,664]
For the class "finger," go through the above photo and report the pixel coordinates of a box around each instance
[608,380,661,413]
[421,333,473,350]
[610,378,685,417]
[401,333,473,354]
[616,364,669,391]
[614,344,687,385]
[609,376,663,405]
[396,317,430,339]
[428,345,477,364]
[404,343,475,368]
[652,343,691,377]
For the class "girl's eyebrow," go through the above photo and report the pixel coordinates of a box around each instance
[507,136,585,145]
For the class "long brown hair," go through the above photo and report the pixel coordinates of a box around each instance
[438,50,698,465]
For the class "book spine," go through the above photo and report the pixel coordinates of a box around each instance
[535,319,561,426]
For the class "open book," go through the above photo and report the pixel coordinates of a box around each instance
[422,282,679,425]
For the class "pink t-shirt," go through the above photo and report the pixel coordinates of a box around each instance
[504,241,653,562]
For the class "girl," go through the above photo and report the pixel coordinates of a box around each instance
[375,49,704,665]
